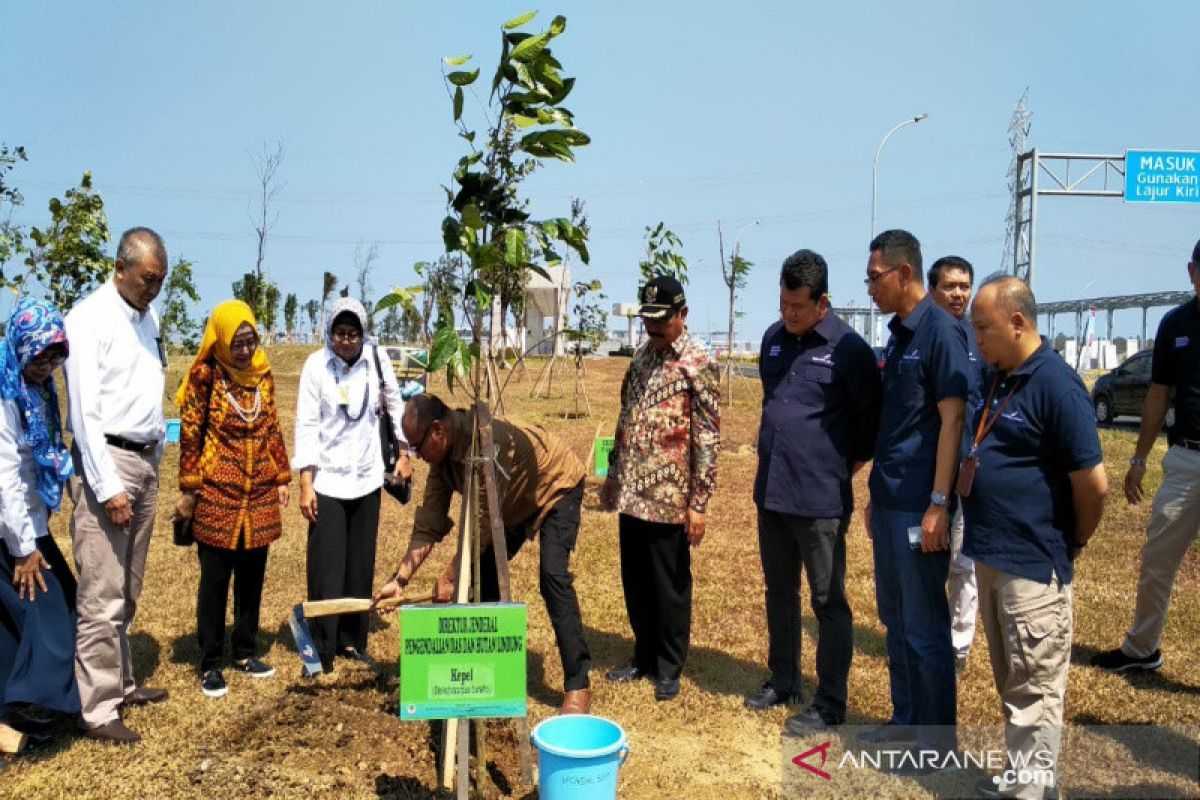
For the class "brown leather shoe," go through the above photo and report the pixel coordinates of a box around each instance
[123,687,169,707]
[559,688,592,715]
[82,719,141,745]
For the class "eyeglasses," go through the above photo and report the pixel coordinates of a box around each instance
[332,328,362,342]
[864,267,899,287]
[230,336,259,352]
[408,424,433,455]
[29,353,66,369]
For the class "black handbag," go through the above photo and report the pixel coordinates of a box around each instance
[172,514,195,547]
[373,345,411,504]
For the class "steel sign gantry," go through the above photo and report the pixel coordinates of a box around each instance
[1012,150,1126,287]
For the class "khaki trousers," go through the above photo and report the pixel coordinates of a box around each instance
[70,445,160,729]
[1124,445,1200,658]
[976,561,1072,800]
[949,504,978,659]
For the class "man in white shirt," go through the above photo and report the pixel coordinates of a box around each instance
[64,227,170,744]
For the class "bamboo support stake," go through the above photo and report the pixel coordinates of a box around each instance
[585,422,603,475]
[470,426,486,797]
[476,402,533,786]
[530,354,559,399]
[440,442,479,792]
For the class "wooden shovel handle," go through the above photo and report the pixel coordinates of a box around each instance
[373,586,438,612]
[0,722,27,754]
[301,587,437,618]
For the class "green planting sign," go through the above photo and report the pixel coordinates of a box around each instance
[398,603,527,720]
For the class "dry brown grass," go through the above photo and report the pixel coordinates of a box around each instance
[3,353,1198,798]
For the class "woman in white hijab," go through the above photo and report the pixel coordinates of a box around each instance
[292,298,410,674]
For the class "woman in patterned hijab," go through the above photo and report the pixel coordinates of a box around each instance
[0,296,81,723]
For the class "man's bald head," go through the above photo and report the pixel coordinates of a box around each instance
[402,393,454,464]
[112,226,167,311]
[978,275,1038,325]
[404,393,449,431]
[115,227,167,272]
[972,275,1040,371]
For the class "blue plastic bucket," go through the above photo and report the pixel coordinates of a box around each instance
[532,715,629,800]
[164,418,181,444]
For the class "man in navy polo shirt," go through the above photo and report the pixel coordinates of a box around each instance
[743,250,881,732]
[928,255,984,674]
[1094,237,1200,674]
[965,276,1107,799]
[863,229,968,764]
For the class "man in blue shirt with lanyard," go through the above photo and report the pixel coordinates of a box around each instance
[863,230,968,767]
[743,250,881,732]
[1093,237,1200,674]
[965,276,1107,798]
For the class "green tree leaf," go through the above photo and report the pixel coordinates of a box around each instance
[427,321,460,373]
[504,227,526,267]
[453,87,464,121]
[549,76,576,103]
[447,69,480,86]
[502,11,537,30]
[526,262,552,282]
[443,54,473,66]
[510,33,549,63]
[461,203,484,230]
[375,285,425,314]
[548,15,567,36]
[442,216,464,252]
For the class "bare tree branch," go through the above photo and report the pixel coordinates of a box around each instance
[249,140,285,285]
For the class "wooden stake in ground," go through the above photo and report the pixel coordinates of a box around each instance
[440,422,478,794]
[438,402,533,796]
[509,354,530,384]
[530,353,561,399]
[567,354,592,418]
[485,356,506,417]
[477,402,533,786]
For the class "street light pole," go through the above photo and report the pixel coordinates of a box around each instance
[868,113,928,345]
[720,219,759,403]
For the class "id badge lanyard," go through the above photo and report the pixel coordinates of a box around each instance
[958,376,1018,497]
[335,365,370,422]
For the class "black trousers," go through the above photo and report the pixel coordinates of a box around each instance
[480,482,591,691]
[617,514,692,681]
[196,540,269,672]
[758,509,852,718]
[306,489,381,669]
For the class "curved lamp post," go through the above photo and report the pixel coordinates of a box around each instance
[867,113,929,344]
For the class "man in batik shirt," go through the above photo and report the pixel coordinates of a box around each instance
[601,275,720,702]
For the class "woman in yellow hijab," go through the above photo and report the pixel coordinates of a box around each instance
[174,300,271,405]
[174,300,292,699]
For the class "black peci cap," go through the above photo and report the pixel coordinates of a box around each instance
[637,275,686,319]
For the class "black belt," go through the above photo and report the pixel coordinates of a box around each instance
[105,434,156,453]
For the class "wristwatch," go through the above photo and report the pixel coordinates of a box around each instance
[1129,457,1147,468]
[930,490,948,508]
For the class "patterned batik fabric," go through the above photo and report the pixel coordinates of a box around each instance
[0,297,73,510]
[610,332,721,525]
[178,361,291,550]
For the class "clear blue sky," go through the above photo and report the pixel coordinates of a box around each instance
[3,1,1198,341]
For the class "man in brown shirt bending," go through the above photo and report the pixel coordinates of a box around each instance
[372,393,593,714]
